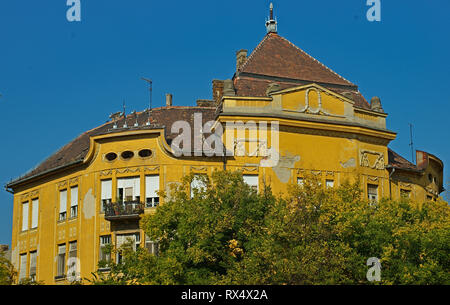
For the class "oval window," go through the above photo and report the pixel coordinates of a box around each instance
[121,151,134,160]
[138,149,152,158]
[105,152,117,162]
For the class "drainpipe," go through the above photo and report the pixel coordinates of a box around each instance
[222,144,227,171]
[386,165,396,199]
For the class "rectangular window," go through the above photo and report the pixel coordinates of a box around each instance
[99,235,112,264]
[101,179,112,213]
[400,189,411,199]
[368,184,378,202]
[31,199,39,229]
[70,187,78,218]
[57,244,66,277]
[116,233,139,264]
[190,174,207,198]
[59,190,67,221]
[145,175,160,208]
[21,202,29,232]
[19,253,27,281]
[326,180,334,188]
[68,241,77,280]
[145,235,159,256]
[243,175,259,192]
[29,251,37,281]
[117,177,140,203]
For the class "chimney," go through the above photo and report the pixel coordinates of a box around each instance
[223,79,236,97]
[236,49,248,72]
[166,93,173,107]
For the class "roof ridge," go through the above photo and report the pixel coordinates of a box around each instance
[277,35,355,86]
[239,33,355,87]
[239,33,273,72]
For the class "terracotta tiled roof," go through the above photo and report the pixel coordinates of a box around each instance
[238,33,356,87]
[8,107,217,187]
[388,148,418,171]
[234,33,371,110]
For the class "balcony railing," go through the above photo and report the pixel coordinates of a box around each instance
[104,201,144,221]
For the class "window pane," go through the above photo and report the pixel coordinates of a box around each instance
[191,175,207,198]
[243,175,259,192]
[22,202,29,231]
[31,199,39,229]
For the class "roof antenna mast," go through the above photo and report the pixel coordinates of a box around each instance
[141,77,153,126]
[122,100,128,128]
[409,123,415,164]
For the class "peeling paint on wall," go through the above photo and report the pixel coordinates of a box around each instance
[340,158,356,168]
[271,151,300,183]
[82,188,95,220]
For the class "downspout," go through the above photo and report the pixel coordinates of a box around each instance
[386,165,396,199]
[222,145,227,171]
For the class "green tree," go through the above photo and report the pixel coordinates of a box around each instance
[0,252,16,285]
[88,170,449,285]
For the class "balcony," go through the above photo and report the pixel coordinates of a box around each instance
[104,201,144,221]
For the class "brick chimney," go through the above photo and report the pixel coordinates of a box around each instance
[166,93,173,107]
[236,49,248,72]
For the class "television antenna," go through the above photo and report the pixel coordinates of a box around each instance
[409,123,414,164]
[141,77,153,125]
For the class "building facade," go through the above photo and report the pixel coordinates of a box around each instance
[5,6,444,284]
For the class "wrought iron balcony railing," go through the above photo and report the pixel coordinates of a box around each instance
[104,201,144,221]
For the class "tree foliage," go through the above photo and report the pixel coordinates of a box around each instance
[0,252,16,285]
[90,171,450,285]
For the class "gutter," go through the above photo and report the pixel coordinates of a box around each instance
[386,165,396,199]
[6,159,84,190]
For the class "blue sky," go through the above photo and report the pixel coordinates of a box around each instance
[0,0,449,245]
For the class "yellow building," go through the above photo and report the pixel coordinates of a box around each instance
[5,6,444,284]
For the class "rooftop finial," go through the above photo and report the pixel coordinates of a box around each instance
[266,3,277,34]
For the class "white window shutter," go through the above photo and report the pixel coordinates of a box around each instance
[59,190,67,213]
[133,177,140,198]
[117,178,124,190]
[19,254,27,280]
[145,175,159,198]
[30,251,37,277]
[22,202,29,231]
[70,187,78,207]
[117,177,140,199]
[101,180,112,200]
[31,199,39,229]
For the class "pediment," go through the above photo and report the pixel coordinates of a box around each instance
[271,83,354,118]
